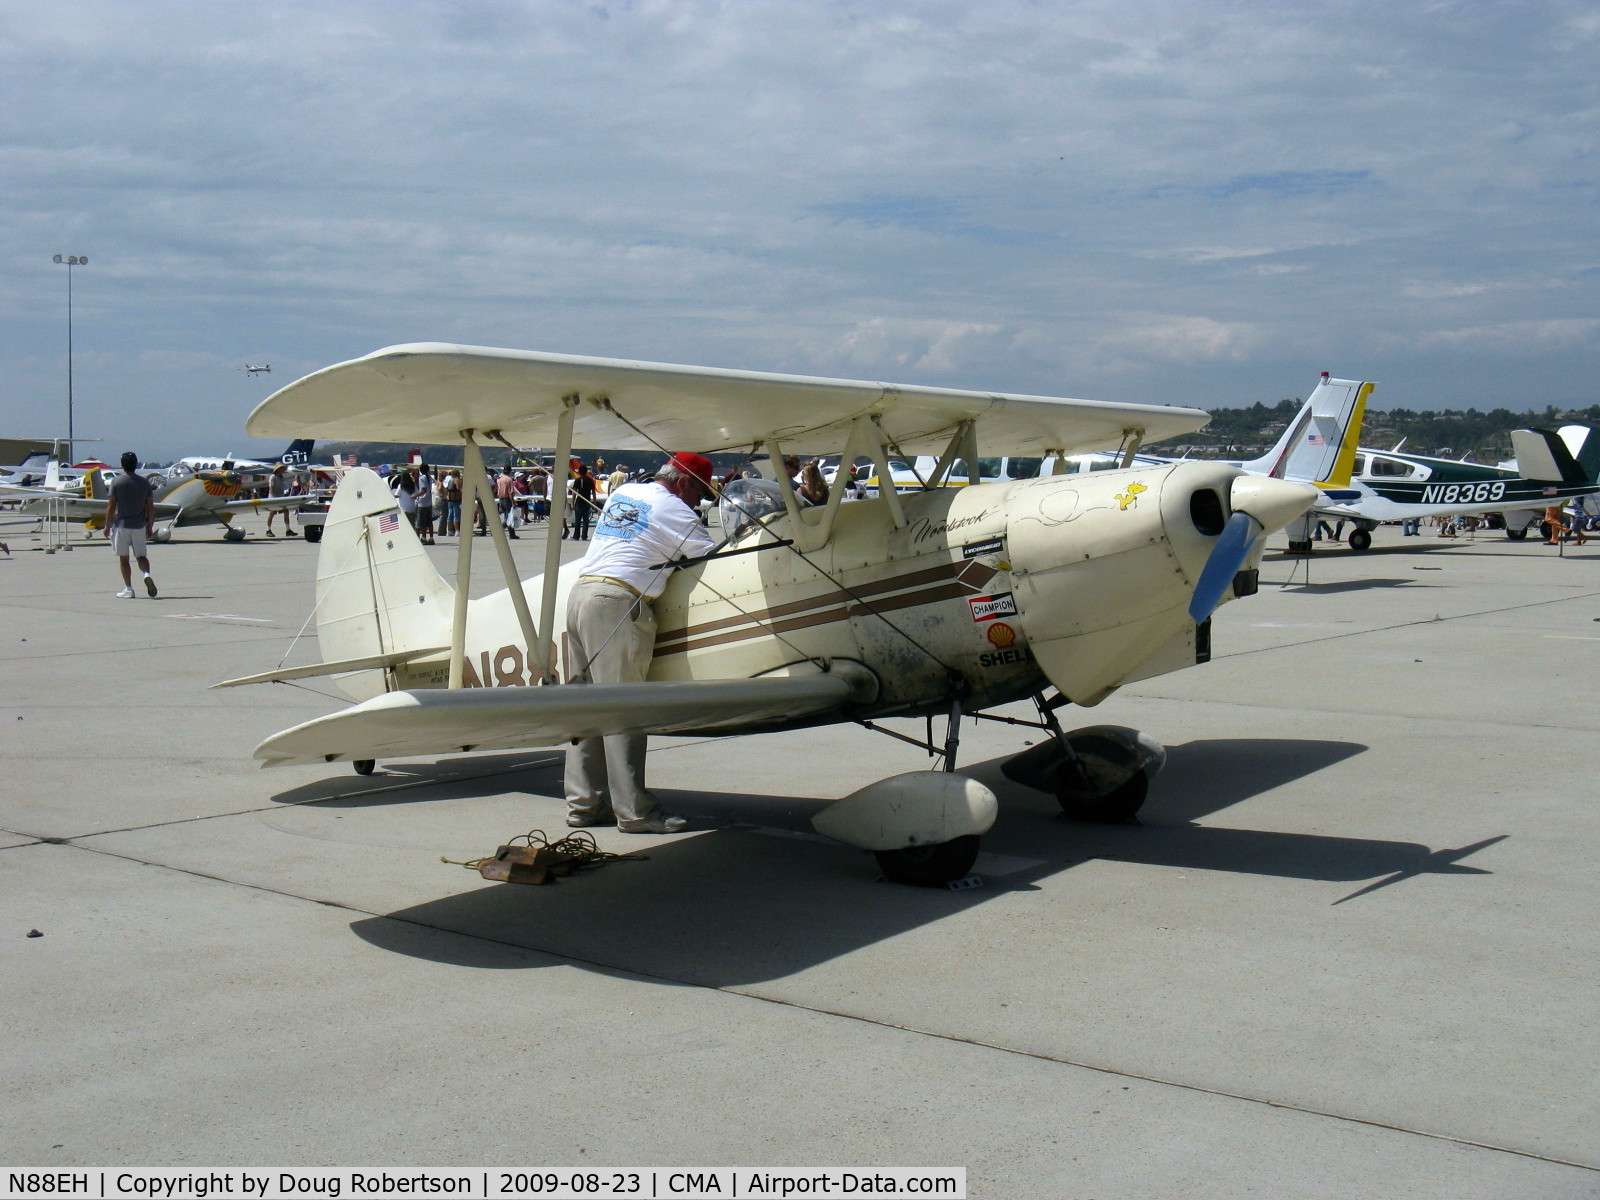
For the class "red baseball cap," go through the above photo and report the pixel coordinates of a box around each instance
[667,452,715,490]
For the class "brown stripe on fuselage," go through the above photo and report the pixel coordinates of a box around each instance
[654,558,996,653]
[656,576,992,658]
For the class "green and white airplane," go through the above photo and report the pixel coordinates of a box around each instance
[1311,424,1600,549]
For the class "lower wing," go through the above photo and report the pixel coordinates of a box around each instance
[254,675,854,767]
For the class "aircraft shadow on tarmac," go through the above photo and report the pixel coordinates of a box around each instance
[345,737,1509,984]
[1275,577,1435,594]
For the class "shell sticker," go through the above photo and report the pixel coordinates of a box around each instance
[986,622,1017,648]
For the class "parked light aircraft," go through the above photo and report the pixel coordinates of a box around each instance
[1308,424,1600,549]
[176,438,316,475]
[19,462,308,541]
[0,451,54,487]
[0,438,108,493]
[219,343,1316,886]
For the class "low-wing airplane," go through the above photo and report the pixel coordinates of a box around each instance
[176,438,316,475]
[219,343,1316,886]
[0,438,110,493]
[244,363,272,376]
[1308,423,1600,549]
[19,462,308,541]
[0,451,54,488]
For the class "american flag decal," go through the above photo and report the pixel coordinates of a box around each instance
[378,511,399,533]
[1305,433,1325,446]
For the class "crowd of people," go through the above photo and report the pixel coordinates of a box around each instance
[370,458,649,542]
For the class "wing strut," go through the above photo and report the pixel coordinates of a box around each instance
[1118,428,1146,469]
[448,438,477,690]
[536,396,578,681]
[463,432,548,685]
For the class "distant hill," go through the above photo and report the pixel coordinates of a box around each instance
[321,400,1600,473]
[1148,399,1600,464]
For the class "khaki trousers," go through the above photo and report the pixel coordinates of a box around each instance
[562,578,659,823]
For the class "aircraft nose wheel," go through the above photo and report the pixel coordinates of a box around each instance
[874,835,980,887]
[1056,771,1148,823]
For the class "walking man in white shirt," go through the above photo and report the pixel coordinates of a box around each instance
[564,452,717,833]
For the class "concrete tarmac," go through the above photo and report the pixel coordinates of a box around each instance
[2,517,1597,1198]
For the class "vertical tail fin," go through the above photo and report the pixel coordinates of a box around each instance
[1560,425,1600,483]
[1240,375,1372,486]
[314,468,454,701]
[279,439,315,466]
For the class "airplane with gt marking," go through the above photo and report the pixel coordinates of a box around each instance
[176,438,317,475]
[218,343,1316,886]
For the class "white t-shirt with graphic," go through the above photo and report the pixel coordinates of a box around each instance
[579,481,716,598]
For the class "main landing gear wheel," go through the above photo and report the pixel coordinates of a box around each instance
[303,525,323,543]
[1505,527,1529,541]
[353,760,375,776]
[223,526,246,542]
[874,835,980,887]
[1056,771,1148,823]
[1348,529,1372,551]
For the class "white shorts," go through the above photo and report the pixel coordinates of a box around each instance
[110,525,148,557]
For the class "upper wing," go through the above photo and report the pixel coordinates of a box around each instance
[246,343,1208,457]
[254,675,854,767]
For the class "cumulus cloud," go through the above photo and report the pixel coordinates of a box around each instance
[2,0,1598,454]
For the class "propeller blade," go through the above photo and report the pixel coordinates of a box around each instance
[1188,510,1262,622]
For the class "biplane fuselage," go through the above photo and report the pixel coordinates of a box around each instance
[355,459,1261,729]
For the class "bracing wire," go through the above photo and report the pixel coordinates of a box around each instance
[597,401,956,676]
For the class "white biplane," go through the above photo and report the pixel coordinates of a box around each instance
[222,344,1315,885]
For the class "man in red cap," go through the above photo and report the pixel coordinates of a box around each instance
[564,452,717,833]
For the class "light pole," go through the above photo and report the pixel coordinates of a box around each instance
[51,254,87,464]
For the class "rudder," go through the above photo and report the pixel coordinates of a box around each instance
[315,468,454,701]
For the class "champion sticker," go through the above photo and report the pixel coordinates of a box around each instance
[968,592,1018,622]
[961,535,1005,559]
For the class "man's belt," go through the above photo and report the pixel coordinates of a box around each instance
[578,574,653,602]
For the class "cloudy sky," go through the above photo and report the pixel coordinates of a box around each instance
[4,0,1597,460]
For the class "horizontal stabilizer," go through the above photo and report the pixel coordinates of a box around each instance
[211,646,451,689]
[254,674,855,767]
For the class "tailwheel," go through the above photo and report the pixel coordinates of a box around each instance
[353,760,376,776]
[1056,771,1148,823]
[874,835,980,887]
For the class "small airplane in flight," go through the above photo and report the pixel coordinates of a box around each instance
[244,364,272,376]
[219,343,1316,887]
